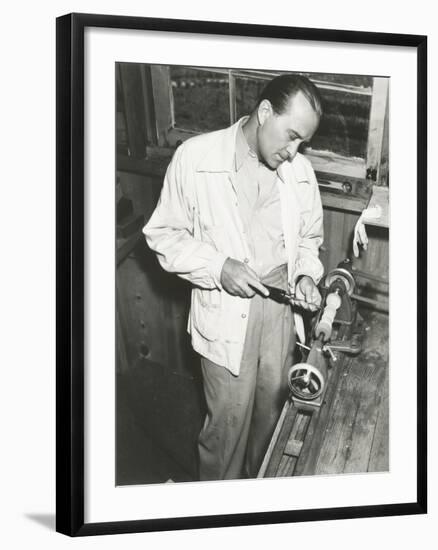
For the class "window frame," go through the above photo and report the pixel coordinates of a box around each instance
[161,65,388,183]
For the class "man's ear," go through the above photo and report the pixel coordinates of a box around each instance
[257,99,273,126]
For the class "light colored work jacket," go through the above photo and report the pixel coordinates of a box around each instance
[143,119,324,375]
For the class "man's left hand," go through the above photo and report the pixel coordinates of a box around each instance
[290,276,322,312]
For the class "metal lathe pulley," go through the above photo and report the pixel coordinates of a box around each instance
[324,266,355,296]
[287,362,325,401]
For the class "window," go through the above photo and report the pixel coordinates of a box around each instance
[235,75,267,120]
[170,67,230,132]
[166,66,386,182]
[300,74,373,160]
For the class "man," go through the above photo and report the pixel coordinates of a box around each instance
[143,74,324,481]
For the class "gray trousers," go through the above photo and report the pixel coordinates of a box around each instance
[198,265,295,481]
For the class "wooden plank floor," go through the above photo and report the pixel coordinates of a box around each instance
[314,309,389,474]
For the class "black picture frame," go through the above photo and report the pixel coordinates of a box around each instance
[56,12,427,537]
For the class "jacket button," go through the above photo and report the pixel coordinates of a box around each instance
[241,313,247,319]
[244,258,249,263]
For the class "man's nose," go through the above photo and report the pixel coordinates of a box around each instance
[285,141,300,161]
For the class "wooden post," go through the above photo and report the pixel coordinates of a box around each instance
[229,70,237,125]
[150,65,174,147]
[366,77,389,184]
[140,65,158,146]
[379,93,390,186]
[119,63,148,159]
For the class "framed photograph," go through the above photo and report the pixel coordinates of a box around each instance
[56,13,427,536]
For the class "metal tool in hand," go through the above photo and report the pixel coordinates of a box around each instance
[263,284,292,303]
[263,284,322,310]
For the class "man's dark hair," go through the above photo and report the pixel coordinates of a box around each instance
[257,74,323,117]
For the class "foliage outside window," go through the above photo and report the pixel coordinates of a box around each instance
[169,66,373,163]
[170,67,230,132]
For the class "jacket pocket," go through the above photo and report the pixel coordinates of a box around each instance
[191,288,221,341]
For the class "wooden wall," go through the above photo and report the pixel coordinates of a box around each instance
[321,207,389,303]
[117,170,197,377]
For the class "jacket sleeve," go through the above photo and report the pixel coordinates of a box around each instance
[143,143,228,289]
[291,159,324,291]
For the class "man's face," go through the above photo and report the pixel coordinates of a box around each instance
[256,91,320,170]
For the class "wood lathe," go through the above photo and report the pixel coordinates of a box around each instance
[258,258,364,478]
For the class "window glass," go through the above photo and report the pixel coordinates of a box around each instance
[235,77,267,120]
[309,87,372,159]
[301,73,372,88]
[237,72,372,160]
[170,67,373,161]
[170,67,230,132]
[301,74,372,159]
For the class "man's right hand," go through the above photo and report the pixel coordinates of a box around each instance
[220,258,269,298]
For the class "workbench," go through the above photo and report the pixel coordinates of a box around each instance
[258,310,388,477]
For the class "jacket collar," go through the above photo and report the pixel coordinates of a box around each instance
[235,117,255,172]
[195,118,244,173]
[195,116,310,185]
